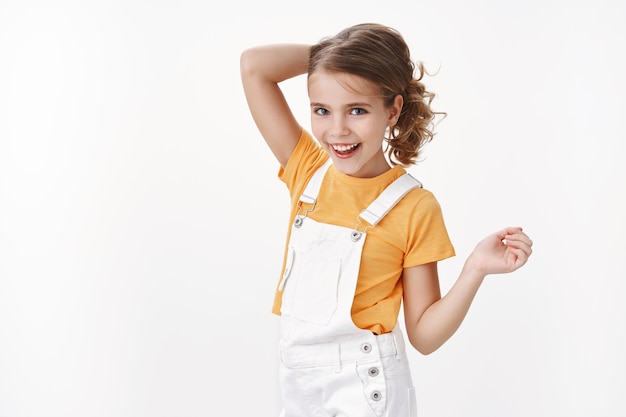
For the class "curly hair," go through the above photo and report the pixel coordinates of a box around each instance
[309,23,443,166]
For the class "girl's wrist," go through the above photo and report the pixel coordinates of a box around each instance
[461,254,487,285]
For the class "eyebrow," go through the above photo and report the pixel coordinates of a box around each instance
[309,102,374,108]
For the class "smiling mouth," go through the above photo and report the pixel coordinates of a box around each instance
[331,143,360,157]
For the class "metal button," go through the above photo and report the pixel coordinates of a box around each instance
[371,391,382,401]
[368,367,379,377]
[360,343,372,354]
[294,217,303,228]
[350,230,362,242]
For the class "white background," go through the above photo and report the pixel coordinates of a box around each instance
[1,1,625,416]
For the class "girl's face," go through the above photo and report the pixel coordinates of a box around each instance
[308,70,403,178]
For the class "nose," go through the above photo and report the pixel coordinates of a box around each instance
[330,115,349,137]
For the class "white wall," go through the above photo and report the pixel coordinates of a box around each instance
[1,1,624,416]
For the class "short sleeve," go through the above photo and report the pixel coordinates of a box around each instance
[278,129,328,199]
[403,190,455,268]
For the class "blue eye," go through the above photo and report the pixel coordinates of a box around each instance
[351,108,367,115]
[314,107,329,116]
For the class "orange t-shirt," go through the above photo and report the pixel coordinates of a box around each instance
[273,130,455,334]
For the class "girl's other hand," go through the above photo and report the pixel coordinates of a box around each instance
[467,227,533,276]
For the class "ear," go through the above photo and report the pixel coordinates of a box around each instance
[388,94,404,126]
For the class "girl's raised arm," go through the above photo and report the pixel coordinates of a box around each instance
[240,44,310,168]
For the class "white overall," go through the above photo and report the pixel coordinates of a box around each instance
[278,161,423,417]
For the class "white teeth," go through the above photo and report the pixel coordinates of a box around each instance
[332,144,358,152]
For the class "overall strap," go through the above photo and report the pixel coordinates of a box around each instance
[359,173,423,227]
[299,158,332,205]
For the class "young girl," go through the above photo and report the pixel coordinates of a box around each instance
[240,23,533,417]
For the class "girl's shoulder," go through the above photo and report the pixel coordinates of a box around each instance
[279,129,329,196]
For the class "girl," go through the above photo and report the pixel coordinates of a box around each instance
[240,23,533,417]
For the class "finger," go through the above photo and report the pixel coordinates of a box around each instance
[505,226,524,235]
[494,227,518,241]
[505,239,533,257]
[495,226,523,241]
[504,232,533,248]
[504,235,533,251]
[508,247,531,267]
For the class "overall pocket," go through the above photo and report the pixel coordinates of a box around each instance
[280,246,341,326]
